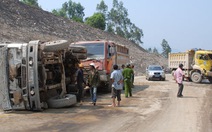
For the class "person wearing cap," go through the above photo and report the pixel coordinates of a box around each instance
[174,64,184,97]
[87,63,100,106]
[76,63,86,104]
[110,64,123,107]
[122,63,134,98]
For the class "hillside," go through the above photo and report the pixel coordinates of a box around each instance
[0,0,168,75]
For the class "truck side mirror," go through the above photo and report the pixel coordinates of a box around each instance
[109,46,115,56]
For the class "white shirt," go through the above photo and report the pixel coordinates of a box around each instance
[110,70,123,90]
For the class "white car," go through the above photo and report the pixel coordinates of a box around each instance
[146,65,166,81]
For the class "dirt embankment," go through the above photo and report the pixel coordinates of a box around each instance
[0,0,167,74]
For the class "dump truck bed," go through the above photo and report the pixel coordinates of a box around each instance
[168,50,195,69]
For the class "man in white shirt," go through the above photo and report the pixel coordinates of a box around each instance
[110,64,123,107]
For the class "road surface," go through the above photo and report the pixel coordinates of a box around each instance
[0,74,212,132]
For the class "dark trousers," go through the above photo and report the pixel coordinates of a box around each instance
[177,83,184,96]
[111,88,121,101]
[77,84,83,102]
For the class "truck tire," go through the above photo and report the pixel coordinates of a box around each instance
[191,72,202,83]
[70,46,87,53]
[43,40,69,52]
[208,77,212,83]
[47,94,77,108]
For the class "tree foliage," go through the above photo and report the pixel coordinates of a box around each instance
[147,47,159,54]
[96,0,108,17]
[20,0,39,8]
[51,0,143,45]
[147,48,152,53]
[85,13,106,30]
[106,0,143,45]
[161,39,171,58]
[153,47,159,54]
[52,0,85,23]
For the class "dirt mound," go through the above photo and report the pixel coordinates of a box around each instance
[0,0,167,75]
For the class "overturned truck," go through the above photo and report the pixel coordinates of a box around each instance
[0,40,86,111]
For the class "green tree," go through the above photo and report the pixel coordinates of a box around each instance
[20,0,40,8]
[52,9,67,18]
[85,13,106,30]
[107,0,143,44]
[96,0,108,17]
[52,0,85,23]
[147,48,152,53]
[161,39,171,58]
[153,47,159,54]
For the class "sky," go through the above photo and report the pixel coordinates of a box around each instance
[37,0,212,52]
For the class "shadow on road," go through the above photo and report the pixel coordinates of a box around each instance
[132,84,149,94]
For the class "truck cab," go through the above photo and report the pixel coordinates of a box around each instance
[0,40,85,111]
[71,40,130,92]
[192,50,212,82]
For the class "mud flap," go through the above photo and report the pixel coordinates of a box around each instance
[0,46,12,110]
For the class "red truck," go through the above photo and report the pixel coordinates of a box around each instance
[70,40,130,91]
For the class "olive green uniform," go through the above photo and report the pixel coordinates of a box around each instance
[122,67,133,97]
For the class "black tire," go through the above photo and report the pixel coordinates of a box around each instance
[72,53,87,59]
[208,77,212,83]
[70,46,87,53]
[47,94,77,108]
[191,72,202,83]
[148,77,151,81]
[43,40,69,52]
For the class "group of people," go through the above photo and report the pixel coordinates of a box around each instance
[76,63,99,106]
[76,63,134,107]
[111,63,134,107]
[76,62,185,108]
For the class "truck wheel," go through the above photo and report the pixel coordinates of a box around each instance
[43,40,69,52]
[208,77,212,83]
[191,72,202,83]
[47,94,77,108]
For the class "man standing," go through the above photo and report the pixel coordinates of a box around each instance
[121,64,125,72]
[87,63,100,106]
[110,64,123,107]
[131,64,135,88]
[122,63,133,98]
[174,64,184,97]
[121,64,125,90]
[76,63,86,104]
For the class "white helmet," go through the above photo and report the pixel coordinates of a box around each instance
[90,63,95,67]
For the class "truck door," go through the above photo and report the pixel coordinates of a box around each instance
[196,53,211,71]
[0,46,12,110]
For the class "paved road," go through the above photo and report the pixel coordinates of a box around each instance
[0,74,212,132]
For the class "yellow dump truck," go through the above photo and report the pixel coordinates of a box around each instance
[168,49,212,83]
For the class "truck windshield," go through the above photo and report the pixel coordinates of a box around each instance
[78,43,104,58]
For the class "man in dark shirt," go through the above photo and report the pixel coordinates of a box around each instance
[76,63,86,103]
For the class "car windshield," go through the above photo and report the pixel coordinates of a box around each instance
[148,66,162,71]
[78,43,104,58]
